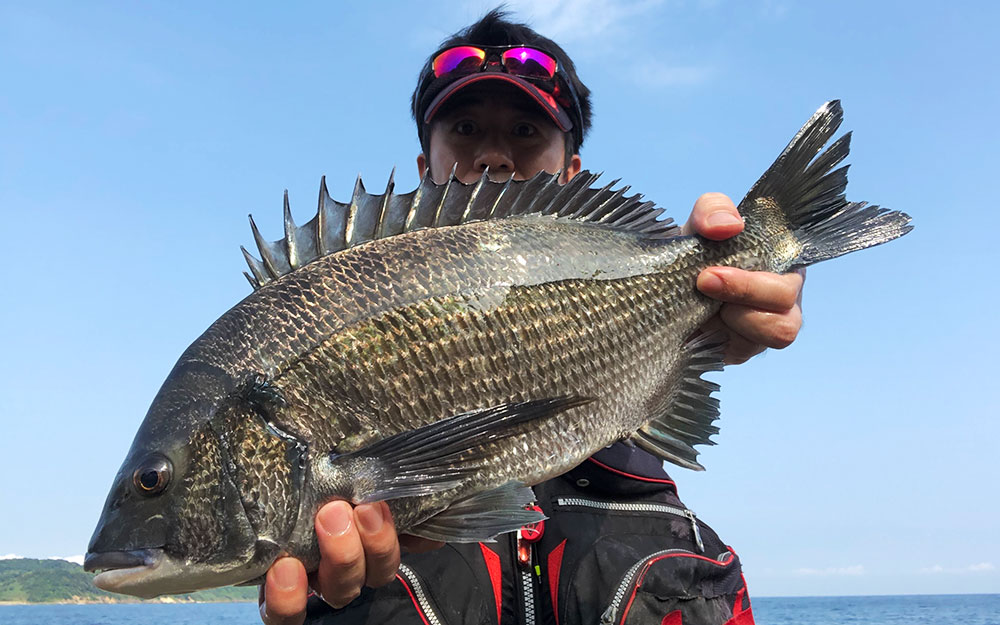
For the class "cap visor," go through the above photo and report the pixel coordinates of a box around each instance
[423,73,573,132]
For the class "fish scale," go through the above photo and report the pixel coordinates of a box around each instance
[271,269,715,534]
[84,101,912,597]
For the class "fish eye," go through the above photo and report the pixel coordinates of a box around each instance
[132,454,172,497]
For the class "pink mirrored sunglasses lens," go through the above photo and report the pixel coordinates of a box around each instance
[501,47,557,78]
[432,46,486,77]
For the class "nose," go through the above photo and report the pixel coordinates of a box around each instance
[473,146,515,179]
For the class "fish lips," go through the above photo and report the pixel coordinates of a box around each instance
[85,548,164,596]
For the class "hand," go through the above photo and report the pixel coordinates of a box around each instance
[682,193,805,365]
[259,500,442,625]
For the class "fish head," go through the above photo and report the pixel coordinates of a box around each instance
[85,362,292,598]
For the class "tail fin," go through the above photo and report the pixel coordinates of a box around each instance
[739,101,912,269]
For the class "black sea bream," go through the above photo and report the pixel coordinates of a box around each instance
[84,102,911,597]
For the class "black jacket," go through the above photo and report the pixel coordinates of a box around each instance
[304,452,755,625]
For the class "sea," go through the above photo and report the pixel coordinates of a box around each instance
[0,594,998,624]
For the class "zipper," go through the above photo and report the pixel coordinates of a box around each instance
[598,548,694,625]
[520,568,536,625]
[397,563,444,625]
[555,497,704,552]
[516,530,537,625]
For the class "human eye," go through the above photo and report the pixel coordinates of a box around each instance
[511,122,537,138]
[453,120,478,136]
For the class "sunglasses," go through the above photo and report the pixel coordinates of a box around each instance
[432,45,560,80]
[419,44,585,148]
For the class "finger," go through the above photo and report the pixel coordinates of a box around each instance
[719,303,803,352]
[356,502,402,587]
[681,193,744,240]
[314,500,366,608]
[697,267,804,313]
[696,316,760,365]
[399,535,445,554]
[259,557,307,625]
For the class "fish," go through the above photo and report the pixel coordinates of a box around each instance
[84,101,911,598]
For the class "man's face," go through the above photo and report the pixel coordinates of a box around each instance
[418,83,582,185]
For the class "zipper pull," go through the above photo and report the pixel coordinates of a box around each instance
[600,604,616,624]
[684,509,704,553]
[517,529,532,571]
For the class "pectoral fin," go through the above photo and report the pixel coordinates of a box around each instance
[407,482,544,543]
[319,396,591,504]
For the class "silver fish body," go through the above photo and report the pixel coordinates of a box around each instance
[85,101,911,598]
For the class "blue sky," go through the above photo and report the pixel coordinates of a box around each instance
[1,1,997,598]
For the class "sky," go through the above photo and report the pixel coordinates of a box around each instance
[0,0,997,598]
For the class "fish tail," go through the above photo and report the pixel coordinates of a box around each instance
[738,101,912,270]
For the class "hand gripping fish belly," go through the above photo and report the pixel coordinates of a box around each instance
[85,101,911,597]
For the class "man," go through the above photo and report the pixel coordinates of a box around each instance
[261,10,802,624]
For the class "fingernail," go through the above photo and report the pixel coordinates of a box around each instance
[272,558,299,592]
[317,501,353,537]
[707,212,742,228]
[697,270,724,293]
[357,504,384,534]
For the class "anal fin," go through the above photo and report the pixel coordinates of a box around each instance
[633,333,726,471]
[406,482,544,543]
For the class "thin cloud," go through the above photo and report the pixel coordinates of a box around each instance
[794,565,865,576]
[919,562,995,574]
[629,63,714,87]
[501,0,666,45]
[481,0,714,89]
[759,0,791,19]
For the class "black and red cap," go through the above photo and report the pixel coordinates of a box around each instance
[411,11,591,154]
[421,65,577,138]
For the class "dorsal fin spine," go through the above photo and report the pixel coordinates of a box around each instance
[616,200,658,227]
[530,171,563,216]
[570,177,619,219]
[374,168,396,239]
[537,170,583,217]
[433,165,458,227]
[316,176,330,256]
[487,175,515,220]
[240,246,265,288]
[506,170,547,216]
[404,172,427,232]
[249,215,280,279]
[345,175,365,247]
[595,186,632,223]
[283,191,299,269]
[462,170,490,223]
[556,172,602,217]
[603,192,644,226]
[243,170,679,291]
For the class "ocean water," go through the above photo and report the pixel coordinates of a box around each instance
[0,595,998,624]
[753,594,1000,625]
[0,602,258,625]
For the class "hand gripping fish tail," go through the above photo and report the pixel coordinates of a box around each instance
[84,101,911,598]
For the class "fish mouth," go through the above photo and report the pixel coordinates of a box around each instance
[84,549,163,595]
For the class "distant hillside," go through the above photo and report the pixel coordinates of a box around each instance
[0,559,257,603]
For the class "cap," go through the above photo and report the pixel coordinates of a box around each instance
[422,71,575,133]
[415,63,584,152]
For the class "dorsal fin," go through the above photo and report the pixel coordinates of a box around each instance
[242,169,679,290]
